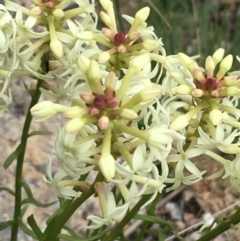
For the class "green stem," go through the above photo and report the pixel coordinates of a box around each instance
[107,194,152,241]
[196,208,240,241]
[10,79,43,241]
[44,174,104,241]
[45,191,94,241]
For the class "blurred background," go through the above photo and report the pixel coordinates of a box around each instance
[110,0,240,68]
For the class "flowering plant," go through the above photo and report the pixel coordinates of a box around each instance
[1,0,240,240]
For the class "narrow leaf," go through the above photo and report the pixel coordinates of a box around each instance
[22,182,58,207]
[28,130,52,138]
[0,187,15,196]
[4,145,21,169]
[63,225,78,237]
[27,214,44,241]
[0,220,13,230]
[18,218,38,239]
[57,229,106,241]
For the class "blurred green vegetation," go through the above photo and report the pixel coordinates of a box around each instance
[121,0,240,69]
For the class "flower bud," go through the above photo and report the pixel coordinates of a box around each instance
[50,39,63,58]
[212,48,225,65]
[99,154,115,181]
[98,116,109,130]
[143,39,159,51]
[223,75,238,85]
[99,0,113,10]
[30,6,41,15]
[53,9,64,20]
[191,89,204,97]
[209,109,222,125]
[170,114,189,131]
[77,31,94,40]
[178,53,194,72]
[120,108,138,120]
[100,11,112,28]
[193,68,205,82]
[63,106,88,118]
[98,51,111,63]
[78,55,90,74]
[79,92,95,103]
[217,54,233,81]
[31,101,67,121]
[139,88,161,101]
[128,31,141,41]
[135,7,150,23]
[173,85,193,95]
[105,71,116,90]
[65,117,85,132]
[205,56,215,77]
[102,28,114,39]
[226,86,240,96]
[129,54,150,72]
[88,60,101,81]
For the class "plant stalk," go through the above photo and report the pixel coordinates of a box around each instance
[11,79,43,241]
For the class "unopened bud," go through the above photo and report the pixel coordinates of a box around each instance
[209,109,222,125]
[53,9,64,20]
[77,31,94,40]
[143,39,159,51]
[139,88,161,101]
[212,48,225,65]
[100,11,112,28]
[50,39,63,58]
[178,53,194,72]
[217,54,233,81]
[98,116,109,130]
[78,55,90,74]
[173,85,193,95]
[98,51,111,63]
[64,106,88,118]
[102,28,114,39]
[191,89,204,97]
[99,153,115,181]
[65,117,85,132]
[193,68,205,82]
[120,108,138,120]
[105,71,116,90]
[80,92,95,103]
[129,54,150,72]
[224,75,238,85]
[135,7,150,23]
[30,6,41,15]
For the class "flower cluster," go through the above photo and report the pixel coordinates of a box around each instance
[3,0,240,230]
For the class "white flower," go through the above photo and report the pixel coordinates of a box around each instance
[197,125,240,154]
[30,101,68,121]
[42,159,80,199]
[167,140,205,178]
[86,192,129,229]
[132,144,154,176]
[166,171,206,192]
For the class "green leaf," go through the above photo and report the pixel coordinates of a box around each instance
[63,225,78,237]
[18,218,38,239]
[57,229,106,241]
[28,130,52,138]
[21,205,29,217]
[23,81,31,95]
[0,187,15,196]
[27,214,44,241]
[4,145,21,169]
[0,220,13,230]
[22,182,58,207]
[134,214,174,229]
